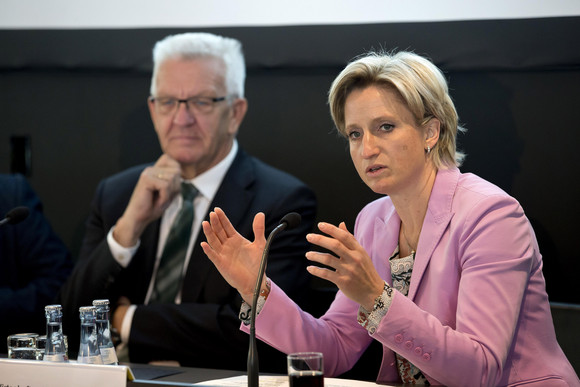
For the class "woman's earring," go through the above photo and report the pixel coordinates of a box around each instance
[426,145,431,154]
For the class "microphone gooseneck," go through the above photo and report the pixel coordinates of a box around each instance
[0,206,30,227]
[248,212,301,387]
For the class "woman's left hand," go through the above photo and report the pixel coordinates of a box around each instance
[306,222,385,310]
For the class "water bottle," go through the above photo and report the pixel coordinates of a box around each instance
[93,299,118,365]
[77,306,103,364]
[44,304,68,362]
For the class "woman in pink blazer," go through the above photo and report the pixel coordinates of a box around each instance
[202,51,579,386]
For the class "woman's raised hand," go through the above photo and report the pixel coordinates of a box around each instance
[201,207,267,303]
[306,221,385,310]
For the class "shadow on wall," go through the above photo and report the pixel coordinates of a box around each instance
[453,71,580,305]
[452,72,574,303]
[451,72,523,193]
[119,104,161,169]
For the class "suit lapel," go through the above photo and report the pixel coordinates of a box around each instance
[407,168,459,300]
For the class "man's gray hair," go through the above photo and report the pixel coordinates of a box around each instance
[150,32,246,98]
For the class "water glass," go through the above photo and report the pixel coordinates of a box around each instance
[287,352,324,387]
[36,335,47,360]
[7,333,38,360]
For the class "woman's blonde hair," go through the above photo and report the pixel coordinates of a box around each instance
[328,51,466,168]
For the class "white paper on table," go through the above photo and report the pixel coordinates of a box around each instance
[194,374,393,387]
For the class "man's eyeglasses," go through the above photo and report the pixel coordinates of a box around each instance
[150,96,228,115]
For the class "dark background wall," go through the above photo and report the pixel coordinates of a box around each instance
[1,17,579,302]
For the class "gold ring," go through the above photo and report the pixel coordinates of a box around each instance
[157,173,164,179]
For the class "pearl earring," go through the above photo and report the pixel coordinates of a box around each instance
[426,145,431,154]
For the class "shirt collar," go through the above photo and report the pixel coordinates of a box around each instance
[183,139,238,200]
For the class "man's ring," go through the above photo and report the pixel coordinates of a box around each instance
[157,173,164,180]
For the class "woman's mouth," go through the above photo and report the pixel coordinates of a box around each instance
[367,165,384,174]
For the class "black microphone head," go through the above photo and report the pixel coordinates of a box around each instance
[6,206,30,225]
[280,212,301,230]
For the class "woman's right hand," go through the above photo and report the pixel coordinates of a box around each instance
[201,207,267,304]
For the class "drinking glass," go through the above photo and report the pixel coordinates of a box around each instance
[7,333,38,360]
[287,352,324,387]
[36,335,47,360]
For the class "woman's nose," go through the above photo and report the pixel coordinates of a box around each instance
[361,134,379,158]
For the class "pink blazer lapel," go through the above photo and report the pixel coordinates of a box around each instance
[407,168,459,300]
[370,205,400,285]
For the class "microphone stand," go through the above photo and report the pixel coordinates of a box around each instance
[248,222,288,387]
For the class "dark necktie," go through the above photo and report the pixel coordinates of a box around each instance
[149,182,198,304]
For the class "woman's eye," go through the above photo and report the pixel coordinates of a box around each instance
[379,123,394,132]
[348,131,361,140]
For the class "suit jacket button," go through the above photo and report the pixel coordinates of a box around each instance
[422,353,431,361]
[394,334,403,343]
[414,347,423,355]
[404,340,413,349]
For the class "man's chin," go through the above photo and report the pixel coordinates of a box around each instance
[165,147,201,163]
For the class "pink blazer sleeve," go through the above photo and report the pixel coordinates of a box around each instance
[242,280,375,377]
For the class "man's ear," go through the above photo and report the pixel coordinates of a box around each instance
[228,98,248,135]
[147,97,157,125]
[147,97,162,137]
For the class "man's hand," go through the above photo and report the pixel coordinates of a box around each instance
[113,154,182,247]
[112,296,131,332]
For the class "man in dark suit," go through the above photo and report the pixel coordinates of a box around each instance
[59,32,316,370]
[0,173,72,349]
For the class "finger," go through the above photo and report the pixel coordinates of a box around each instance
[149,154,182,182]
[306,232,351,258]
[306,265,337,284]
[150,169,181,187]
[146,164,172,181]
[214,207,239,238]
[151,181,179,213]
[201,240,221,264]
[136,168,177,210]
[252,213,266,245]
[305,251,340,270]
[154,154,181,169]
[202,220,222,251]
[317,221,359,250]
[141,166,178,196]
[208,210,229,244]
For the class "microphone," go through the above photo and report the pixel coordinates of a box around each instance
[0,206,30,227]
[248,212,301,387]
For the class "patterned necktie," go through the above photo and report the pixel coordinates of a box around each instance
[149,182,198,304]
